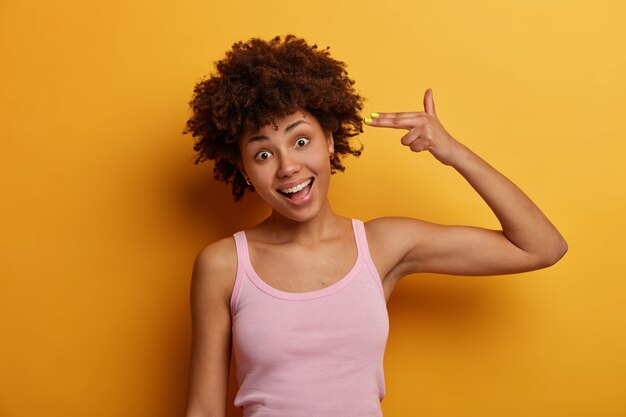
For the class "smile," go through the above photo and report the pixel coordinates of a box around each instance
[279,178,313,194]
[277,177,315,203]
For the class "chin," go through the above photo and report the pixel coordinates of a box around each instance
[270,198,330,224]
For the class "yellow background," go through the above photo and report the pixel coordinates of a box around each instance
[1,0,624,416]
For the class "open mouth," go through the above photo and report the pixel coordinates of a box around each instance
[277,177,314,201]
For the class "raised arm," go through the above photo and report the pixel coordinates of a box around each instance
[364,89,567,279]
[184,238,236,417]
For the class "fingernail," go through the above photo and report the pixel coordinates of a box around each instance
[364,117,372,124]
[370,112,380,118]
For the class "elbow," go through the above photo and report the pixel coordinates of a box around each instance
[537,236,568,268]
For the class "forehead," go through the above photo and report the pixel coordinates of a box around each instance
[240,109,321,143]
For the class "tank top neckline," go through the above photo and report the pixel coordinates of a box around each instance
[237,218,364,301]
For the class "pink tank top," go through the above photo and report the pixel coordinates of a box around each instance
[230,219,389,417]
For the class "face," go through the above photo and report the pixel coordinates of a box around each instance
[238,109,334,222]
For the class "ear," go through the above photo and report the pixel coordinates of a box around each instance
[326,131,334,154]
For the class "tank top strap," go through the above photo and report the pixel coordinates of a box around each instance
[352,219,385,294]
[230,231,249,314]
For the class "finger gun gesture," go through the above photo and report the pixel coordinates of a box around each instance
[364,88,465,166]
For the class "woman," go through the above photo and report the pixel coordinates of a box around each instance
[182,35,567,417]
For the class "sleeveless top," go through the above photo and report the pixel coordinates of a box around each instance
[230,219,389,417]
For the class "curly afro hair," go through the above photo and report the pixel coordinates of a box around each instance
[183,34,365,201]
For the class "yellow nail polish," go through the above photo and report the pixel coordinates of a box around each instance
[364,117,372,123]
[371,112,380,118]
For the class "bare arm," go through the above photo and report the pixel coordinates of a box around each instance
[184,238,236,417]
[365,89,567,278]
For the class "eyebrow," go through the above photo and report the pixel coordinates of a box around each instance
[246,120,310,144]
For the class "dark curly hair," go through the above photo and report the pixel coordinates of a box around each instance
[183,34,365,201]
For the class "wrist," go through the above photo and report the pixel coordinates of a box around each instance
[444,142,474,168]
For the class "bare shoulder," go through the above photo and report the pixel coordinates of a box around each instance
[363,216,434,280]
[191,236,238,311]
[364,216,434,245]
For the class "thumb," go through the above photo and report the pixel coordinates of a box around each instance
[423,88,437,117]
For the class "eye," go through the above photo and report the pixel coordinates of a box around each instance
[254,150,272,161]
[294,137,310,148]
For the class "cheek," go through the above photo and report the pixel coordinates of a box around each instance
[319,152,333,171]
[246,164,274,188]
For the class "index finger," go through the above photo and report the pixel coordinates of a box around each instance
[373,111,427,118]
[364,113,428,129]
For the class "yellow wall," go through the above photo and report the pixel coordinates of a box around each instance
[1,0,624,416]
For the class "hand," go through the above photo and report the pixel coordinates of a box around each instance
[364,88,466,166]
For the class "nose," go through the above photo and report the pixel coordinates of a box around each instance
[276,150,301,178]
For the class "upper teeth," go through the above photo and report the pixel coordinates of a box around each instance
[281,179,312,194]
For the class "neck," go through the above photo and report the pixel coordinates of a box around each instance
[261,199,344,245]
